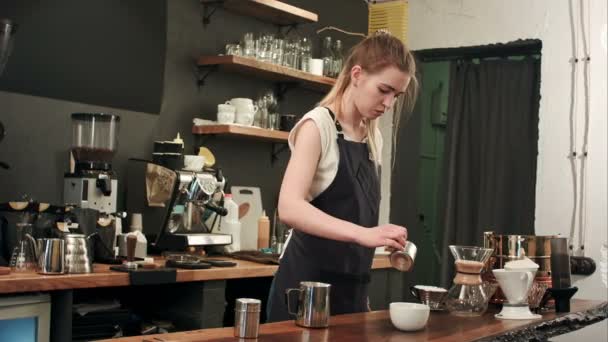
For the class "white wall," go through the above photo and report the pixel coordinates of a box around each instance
[406,0,607,339]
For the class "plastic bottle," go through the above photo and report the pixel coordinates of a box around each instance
[257,210,270,250]
[222,194,241,252]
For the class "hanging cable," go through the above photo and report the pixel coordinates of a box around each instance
[567,0,580,253]
[315,26,367,38]
[578,0,591,256]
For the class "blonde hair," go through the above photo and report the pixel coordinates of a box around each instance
[319,32,419,165]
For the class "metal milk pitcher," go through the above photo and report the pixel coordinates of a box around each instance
[36,238,65,274]
[286,281,331,328]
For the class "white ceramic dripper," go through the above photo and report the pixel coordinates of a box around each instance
[493,269,542,319]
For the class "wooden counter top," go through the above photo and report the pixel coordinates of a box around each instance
[105,299,608,342]
[0,255,391,294]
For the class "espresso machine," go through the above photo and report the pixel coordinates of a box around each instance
[126,159,231,252]
[63,113,120,214]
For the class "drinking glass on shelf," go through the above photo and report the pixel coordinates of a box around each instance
[242,32,256,57]
[271,38,285,65]
[254,98,268,128]
[298,37,312,72]
[331,39,344,77]
[321,36,334,77]
[256,33,274,63]
[282,37,300,69]
[225,43,242,56]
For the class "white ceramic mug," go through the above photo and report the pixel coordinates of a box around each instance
[217,104,236,124]
[226,98,258,126]
[310,58,324,76]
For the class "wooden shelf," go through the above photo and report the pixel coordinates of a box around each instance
[192,124,289,143]
[201,0,318,26]
[197,55,336,92]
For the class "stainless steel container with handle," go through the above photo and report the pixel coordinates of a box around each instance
[37,238,65,274]
[286,281,331,328]
[234,298,261,339]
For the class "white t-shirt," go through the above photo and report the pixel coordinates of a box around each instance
[288,107,383,201]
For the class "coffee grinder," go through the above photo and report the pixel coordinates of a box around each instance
[63,113,120,213]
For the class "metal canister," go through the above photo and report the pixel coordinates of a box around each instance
[234,298,261,339]
[389,241,417,272]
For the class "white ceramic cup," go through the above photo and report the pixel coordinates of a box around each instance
[310,58,323,76]
[217,104,236,124]
[389,302,430,331]
[226,98,258,126]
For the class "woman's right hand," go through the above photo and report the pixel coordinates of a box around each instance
[354,224,408,250]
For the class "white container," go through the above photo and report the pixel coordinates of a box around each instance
[217,104,236,124]
[222,194,241,252]
[226,98,258,126]
[310,58,324,76]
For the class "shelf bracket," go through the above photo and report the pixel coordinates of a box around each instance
[274,82,296,101]
[277,23,299,36]
[193,132,216,148]
[271,142,289,165]
[196,65,219,89]
[201,1,222,28]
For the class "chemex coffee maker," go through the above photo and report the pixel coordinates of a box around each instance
[126,157,231,252]
[63,113,120,214]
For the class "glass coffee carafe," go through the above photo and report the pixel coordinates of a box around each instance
[9,223,37,272]
[445,245,495,317]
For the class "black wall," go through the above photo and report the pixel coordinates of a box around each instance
[0,0,166,113]
[0,0,368,216]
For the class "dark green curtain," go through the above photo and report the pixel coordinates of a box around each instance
[438,58,541,286]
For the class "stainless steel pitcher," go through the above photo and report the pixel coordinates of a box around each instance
[286,281,331,328]
[35,238,65,274]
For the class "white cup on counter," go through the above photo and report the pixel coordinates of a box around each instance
[226,98,258,126]
[217,103,236,124]
[310,58,324,76]
[389,302,430,331]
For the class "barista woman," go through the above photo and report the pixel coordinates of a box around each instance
[267,31,418,321]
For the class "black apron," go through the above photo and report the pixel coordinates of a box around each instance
[267,108,381,322]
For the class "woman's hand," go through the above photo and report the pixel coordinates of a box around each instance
[354,224,408,250]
